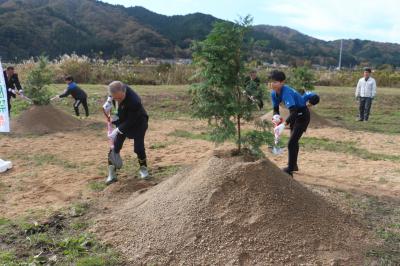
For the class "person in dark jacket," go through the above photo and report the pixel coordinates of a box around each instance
[104,81,149,184]
[269,70,310,177]
[52,76,89,117]
[3,66,23,115]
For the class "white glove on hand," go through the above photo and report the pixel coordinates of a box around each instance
[272,114,282,125]
[274,123,285,137]
[103,100,113,113]
[111,115,119,123]
[108,128,122,140]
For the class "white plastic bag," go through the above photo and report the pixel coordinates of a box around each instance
[0,159,12,173]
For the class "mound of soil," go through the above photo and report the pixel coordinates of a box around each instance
[12,105,81,134]
[95,154,367,265]
[261,108,338,128]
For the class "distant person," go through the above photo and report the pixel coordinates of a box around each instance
[269,70,311,177]
[3,66,23,115]
[52,76,89,118]
[355,68,376,121]
[103,81,149,184]
[244,70,263,110]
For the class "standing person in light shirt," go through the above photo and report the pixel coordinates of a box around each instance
[355,67,376,122]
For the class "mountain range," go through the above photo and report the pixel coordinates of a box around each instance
[1,0,400,67]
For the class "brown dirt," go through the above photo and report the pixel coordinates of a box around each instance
[12,105,81,134]
[95,154,368,265]
[261,108,338,128]
[0,118,215,218]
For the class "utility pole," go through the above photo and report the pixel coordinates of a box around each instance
[338,39,343,70]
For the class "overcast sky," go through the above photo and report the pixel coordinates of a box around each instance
[102,0,400,44]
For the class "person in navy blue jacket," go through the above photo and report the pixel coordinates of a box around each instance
[53,76,89,117]
[3,66,23,115]
[105,81,149,184]
[269,70,311,177]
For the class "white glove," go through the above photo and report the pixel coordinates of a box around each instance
[103,100,113,113]
[108,128,122,140]
[274,123,285,137]
[111,115,119,123]
[272,114,282,125]
[50,95,59,101]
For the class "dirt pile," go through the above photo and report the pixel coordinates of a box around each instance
[12,105,81,134]
[95,154,367,265]
[261,108,337,128]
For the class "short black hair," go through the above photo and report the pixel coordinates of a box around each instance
[6,66,14,71]
[268,70,286,82]
[65,75,74,82]
[364,67,372,73]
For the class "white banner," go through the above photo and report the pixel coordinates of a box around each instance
[0,60,10,132]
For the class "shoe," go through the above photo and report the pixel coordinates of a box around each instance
[293,165,299,172]
[282,167,293,177]
[139,166,150,180]
[106,165,118,185]
[357,118,363,122]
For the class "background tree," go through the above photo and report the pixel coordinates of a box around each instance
[25,56,53,105]
[190,16,257,153]
[288,66,316,93]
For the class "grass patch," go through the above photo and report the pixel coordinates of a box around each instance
[10,99,31,117]
[0,203,123,265]
[69,202,90,217]
[27,232,55,247]
[88,181,107,192]
[313,86,400,134]
[8,151,79,169]
[168,129,213,141]
[152,165,182,179]
[32,153,78,168]
[71,221,90,230]
[149,142,170,150]
[300,137,400,162]
[0,251,17,266]
[378,177,389,184]
[76,254,120,266]
[377,228,400,243]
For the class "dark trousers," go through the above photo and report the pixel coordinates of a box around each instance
[113,122,148,165]
[359,97,373,121]
[73,98,89,117]
[288,108,310,171]
[7,95,11,115]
